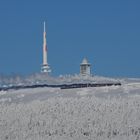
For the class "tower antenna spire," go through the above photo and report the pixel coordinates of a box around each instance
[41,21,51,74]
[44,21,46,32]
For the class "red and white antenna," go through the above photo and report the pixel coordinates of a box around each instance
[41,21,51,73]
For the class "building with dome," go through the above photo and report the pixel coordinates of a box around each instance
[80,58,91,76]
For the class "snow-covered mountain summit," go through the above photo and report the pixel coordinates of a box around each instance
[0,74,120,87]
[0,74,140,140]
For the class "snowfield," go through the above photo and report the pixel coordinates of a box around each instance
[0,75,140,140]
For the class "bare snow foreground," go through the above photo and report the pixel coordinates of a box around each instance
[0,79,140,140]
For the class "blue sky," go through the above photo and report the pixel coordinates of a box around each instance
[0,0,140,77]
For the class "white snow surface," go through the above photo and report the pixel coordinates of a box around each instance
[0,75,140,140]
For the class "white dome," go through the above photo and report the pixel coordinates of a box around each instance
[81,58,89,64]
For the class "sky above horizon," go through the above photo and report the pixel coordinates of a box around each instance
[0,0,140,77]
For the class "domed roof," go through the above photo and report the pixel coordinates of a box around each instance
[81,58,90,64]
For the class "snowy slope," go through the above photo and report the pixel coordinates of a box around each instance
[0,76,140,140]
[0,78,140,104]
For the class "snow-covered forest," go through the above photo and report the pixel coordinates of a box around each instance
[1,96,140,140]
[0,73,120,86]
[0,75,140,140]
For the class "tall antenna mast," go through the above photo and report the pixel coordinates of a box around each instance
[41,21,51,74]
[44,21,46,33]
